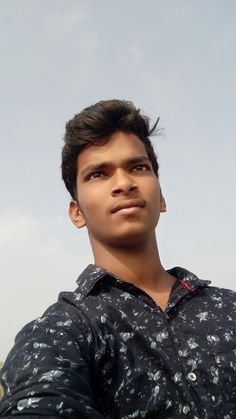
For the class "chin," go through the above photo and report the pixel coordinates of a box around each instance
[110,229,154,248]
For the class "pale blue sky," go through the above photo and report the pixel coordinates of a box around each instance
[0,0,236,360]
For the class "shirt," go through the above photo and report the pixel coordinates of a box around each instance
[0,264,236,418]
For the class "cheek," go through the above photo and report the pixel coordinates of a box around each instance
[148,181,161,202]
[78,189,104,222]
[149,186,162,217]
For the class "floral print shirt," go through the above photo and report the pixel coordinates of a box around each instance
[0,264,236,418]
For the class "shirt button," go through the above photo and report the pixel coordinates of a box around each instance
[187,372,197,382]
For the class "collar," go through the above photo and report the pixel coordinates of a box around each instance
[76,264,109,296]
[167,266,211,290]
[76,264,211,298]
[166,266,211,311]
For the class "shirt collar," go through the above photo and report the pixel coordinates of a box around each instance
[76,264,211,298]
[76,264,111,296]
[166,266,211,311]
[167,266,211,290]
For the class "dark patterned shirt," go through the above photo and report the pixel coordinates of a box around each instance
[0,264,236,418]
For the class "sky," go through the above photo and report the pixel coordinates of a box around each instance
[0,0,235,361]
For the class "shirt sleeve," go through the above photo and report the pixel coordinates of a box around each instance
[0,301,105,418]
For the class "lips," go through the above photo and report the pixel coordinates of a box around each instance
[111,199,145,214]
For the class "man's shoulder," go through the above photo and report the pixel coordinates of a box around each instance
[203,283,236,304]
[12,265,115,345]
[170,266,236,314]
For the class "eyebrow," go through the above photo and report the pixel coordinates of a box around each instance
[80,156,151,176]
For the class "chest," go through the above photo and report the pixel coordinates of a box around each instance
[91,296,236,418]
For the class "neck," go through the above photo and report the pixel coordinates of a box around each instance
[91,233,174,295]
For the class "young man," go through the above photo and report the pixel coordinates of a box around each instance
[0,99,235,418]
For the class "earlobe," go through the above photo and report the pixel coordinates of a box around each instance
[160,190,167,213]
[68,201,86,229]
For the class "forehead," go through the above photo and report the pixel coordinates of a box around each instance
[77,131,148,171]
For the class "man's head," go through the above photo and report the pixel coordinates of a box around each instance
[62,99,160,201]
[61,99,166,251]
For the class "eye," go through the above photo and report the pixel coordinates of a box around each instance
[87,171,106,180]
[132,164,151,172]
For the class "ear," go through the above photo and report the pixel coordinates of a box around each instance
[68,200,86,229]
[160,189,167,213]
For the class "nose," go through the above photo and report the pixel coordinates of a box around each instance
[111,170,138,196]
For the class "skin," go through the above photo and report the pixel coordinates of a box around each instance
[69,131,176,311]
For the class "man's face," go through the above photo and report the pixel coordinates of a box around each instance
[69,131,166,248]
